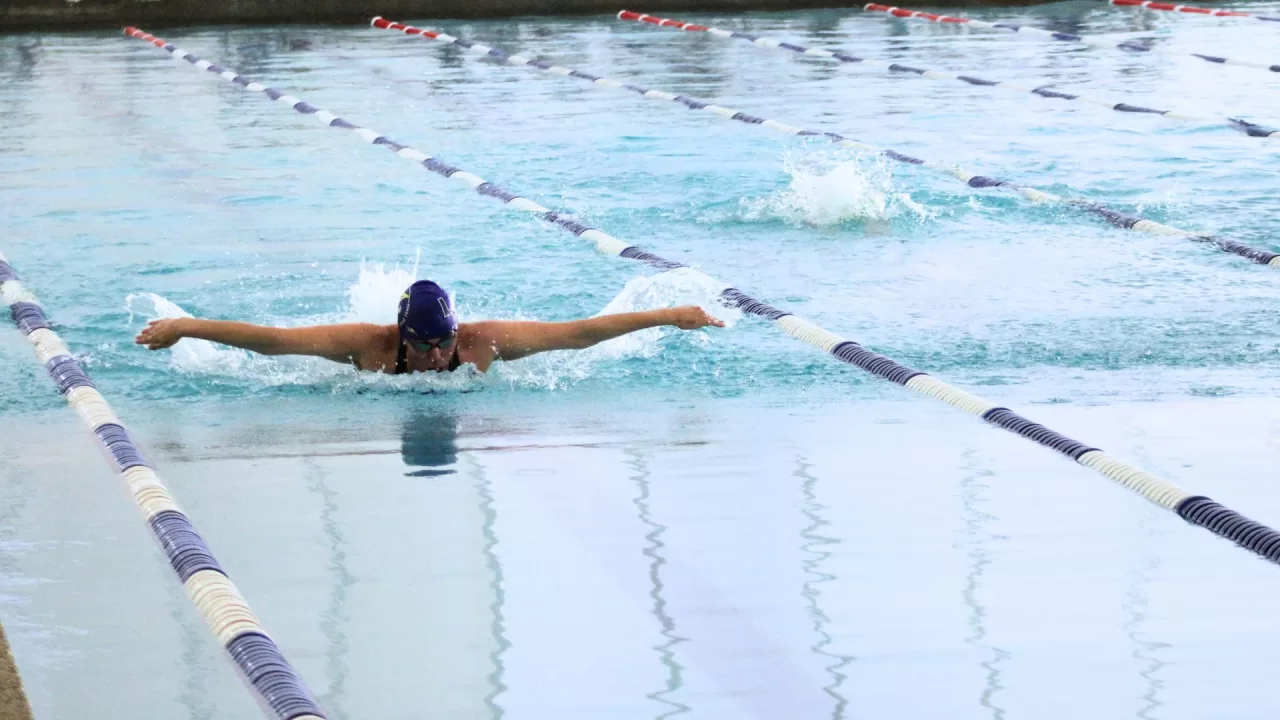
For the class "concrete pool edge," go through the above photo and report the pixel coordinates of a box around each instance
[2,0,1053,32]
[0,620,33,720]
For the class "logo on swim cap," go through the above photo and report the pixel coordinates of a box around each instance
[398,280,457,341]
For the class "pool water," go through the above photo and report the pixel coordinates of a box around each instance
[3,1,1280,717]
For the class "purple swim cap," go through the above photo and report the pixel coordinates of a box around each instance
[398,280,458,342]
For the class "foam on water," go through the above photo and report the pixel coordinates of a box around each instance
[345,254,420,325]
[484,267,740,391]
[125,292,250,374]
[592,267,740,354]
[124,264,735,393]
[739,151,929,227]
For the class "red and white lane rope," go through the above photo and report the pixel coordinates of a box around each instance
[616,9,1277,138]
[372,16,1279,267]
[1110,0,1280,23]
[864,4,1280,74]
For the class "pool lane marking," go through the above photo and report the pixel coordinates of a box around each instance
[614,10,1274,138]
[864,4,1280,74]
[122,27,1280,568]
[370,15,1280,268]
[1111,0,1280,23]
[0,253,327,720]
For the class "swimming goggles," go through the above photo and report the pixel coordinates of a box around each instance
[408,333,457,352]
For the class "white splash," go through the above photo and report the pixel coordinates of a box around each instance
[742,151,928,226]
[590,266,739,357]
[125,292,250,374]
[126,263,731,392]
[344,254,419,324]
[126,259,422,382]
[488,267,739,390]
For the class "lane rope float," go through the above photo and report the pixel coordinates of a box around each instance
[0,250,326,720]
[863,4,1280,74]
[1109,0,1280,23]
[614,9,1276,138]
[122,27,1280,567]
[377,14,1280,266]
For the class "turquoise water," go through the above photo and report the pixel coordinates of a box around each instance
[3,1,1280,717]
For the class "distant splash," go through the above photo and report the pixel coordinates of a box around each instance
[125,264,733,393]
[738,151,930,227]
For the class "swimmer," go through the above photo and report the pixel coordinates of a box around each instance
[135,280,724,374]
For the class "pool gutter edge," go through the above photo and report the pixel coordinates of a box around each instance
[0,620,33,720]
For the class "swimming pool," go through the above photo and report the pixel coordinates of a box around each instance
[3,1,1280,716]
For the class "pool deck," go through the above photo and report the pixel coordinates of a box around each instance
[2,0,1049,31]
[0,621,32,720]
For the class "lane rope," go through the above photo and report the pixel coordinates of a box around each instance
[590,15,1280,265]
[0,251,326,720]
[1110,0,1280,23]
[614,9,1276,138]
[863,4,1280,74]
[122,26,1280,567]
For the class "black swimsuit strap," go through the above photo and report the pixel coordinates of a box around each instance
[395,341,408,375]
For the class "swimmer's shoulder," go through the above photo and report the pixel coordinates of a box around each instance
[457,322,498,372]
[456,322,490,350]
[348,323,400,373]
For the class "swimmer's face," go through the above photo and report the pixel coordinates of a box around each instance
[408,334,457,372]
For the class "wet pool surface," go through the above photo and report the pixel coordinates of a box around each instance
[3,2,1280,717]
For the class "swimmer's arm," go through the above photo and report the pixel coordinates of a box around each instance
[476,306,724,362]
[136,318,379,365]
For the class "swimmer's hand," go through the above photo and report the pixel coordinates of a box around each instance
[136,318,187,350]
[667,305,726,330]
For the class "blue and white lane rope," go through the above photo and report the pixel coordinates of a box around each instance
[615,10,1276,139]
[864,4,1280,74]
[1110,0,1280,23]
[369,17,1280,268]
[124,28,1280,568]
[0,250,326,720]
